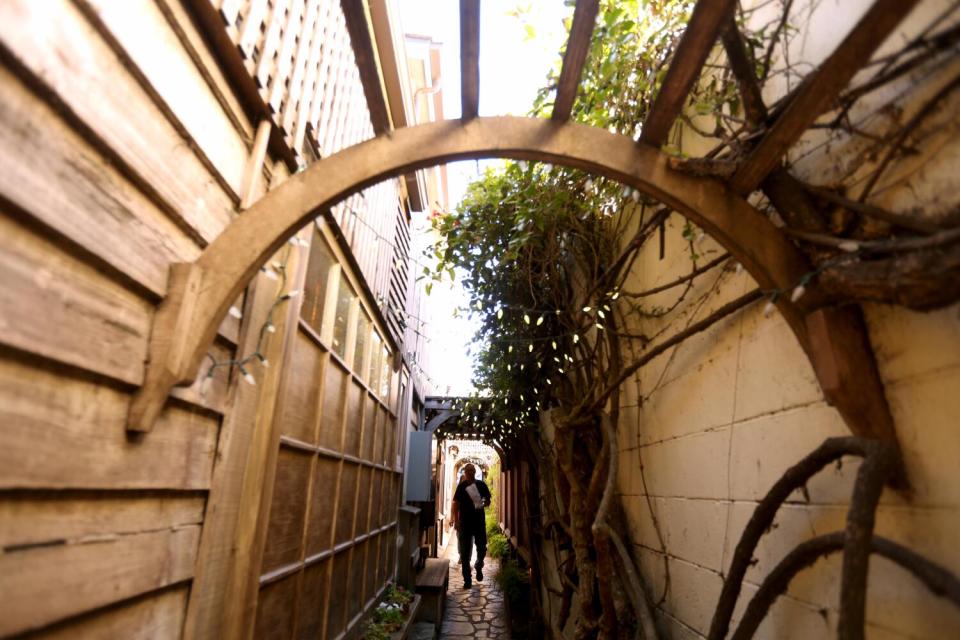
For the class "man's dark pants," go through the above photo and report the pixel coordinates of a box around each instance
[458,523,487,579]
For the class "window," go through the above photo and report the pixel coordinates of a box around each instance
[379,346,391,399]
[353,311,371,374]
[300,228,336,334]
[368,332,382,391]
[332,273,356,359]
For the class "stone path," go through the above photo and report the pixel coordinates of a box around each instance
[437,538,511,639]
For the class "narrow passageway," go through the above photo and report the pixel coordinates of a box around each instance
[437,538,511,639]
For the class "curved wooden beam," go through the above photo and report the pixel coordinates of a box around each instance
[128,116,899,464]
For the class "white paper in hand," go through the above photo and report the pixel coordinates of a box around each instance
[465,482,484,509]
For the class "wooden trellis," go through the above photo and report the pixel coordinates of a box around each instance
[126,4,951,635]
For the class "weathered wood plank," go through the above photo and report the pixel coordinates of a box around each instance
[156,0,255,142]
[552,0,600,122]
[79,0,250,200]
[341,0,392,134]
[186,238,311,640]
[0,214,150,386]
[0,526,200,636]
[639,0,738,147]
[180,256,294,640]
[0,0,235,244]
[0,209,231,407]
[459,0,480,119]
[0,493,205,551]
[28,586,189,640]
[0,356,218,490]
[0,66,201,298]
[730,0,921,193]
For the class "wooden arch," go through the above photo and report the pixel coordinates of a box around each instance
[128,116,898,463]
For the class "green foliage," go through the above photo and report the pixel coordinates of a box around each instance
[487,532,511,559]
[487,516,502,539]
[383,583,412,607]
[361,621,391,640]
[495,558,530,607]
[429,1,708,430]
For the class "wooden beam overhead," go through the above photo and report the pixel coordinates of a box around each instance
[730,0,920,194]
[551,0,600,122]
[340,0,392,135]
[639,0,738,147]
[460,0,480,119]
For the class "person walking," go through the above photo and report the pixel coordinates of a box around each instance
[451,463,492,588]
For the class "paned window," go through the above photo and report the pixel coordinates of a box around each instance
[332,273,356,359]
[300,228,336,334]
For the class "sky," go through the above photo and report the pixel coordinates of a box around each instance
[396,0,573,396]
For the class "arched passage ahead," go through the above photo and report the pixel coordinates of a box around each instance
[128,116,897,466]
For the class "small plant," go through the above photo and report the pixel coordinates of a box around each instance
[384,583,413,608]
[486,517,501,538]
[487,532,511,559]
[373,604,404,629]
[495,558,530,607]
[361,620,390,640]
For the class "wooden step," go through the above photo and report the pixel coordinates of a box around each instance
[414,558,449,625]
[414,558,449,590]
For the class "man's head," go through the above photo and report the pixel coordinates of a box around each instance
[463,463,476,480]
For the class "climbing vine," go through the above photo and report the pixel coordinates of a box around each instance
[427,1,960,638]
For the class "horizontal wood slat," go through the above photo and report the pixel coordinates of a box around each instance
[0,356,219,490]
[552,0,600,122]
[730,0,921,193]
[0,214,150,386]
[0,211,232,407]
[0,525,200,636]
[79,0,250,199]
[639,0,738,147]
[0,0,235,244]
[0,65,201,298]
[27,586,190,640]
[0,493,205,554]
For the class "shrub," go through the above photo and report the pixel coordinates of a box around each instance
[487,532,511,559]
[486,518,502,538]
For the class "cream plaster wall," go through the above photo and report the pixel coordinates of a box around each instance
[614,1,960,638]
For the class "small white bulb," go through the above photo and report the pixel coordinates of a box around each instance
[763,301,776,318]
[242,371,257,385]
[630,189,640,203]
[790,285,806,303]
[228,306,243,320]
[585,179,594,191]
[838,241,860,253]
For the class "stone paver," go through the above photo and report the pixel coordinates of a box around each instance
[437,539,511,639]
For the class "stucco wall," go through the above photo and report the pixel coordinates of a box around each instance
[615,1,960,638]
